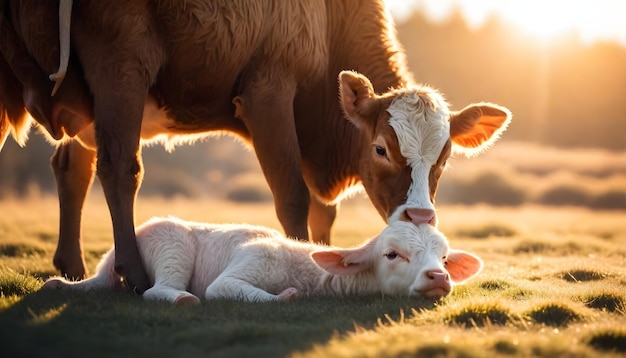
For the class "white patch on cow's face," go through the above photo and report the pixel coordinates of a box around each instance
[387,88,450,220]
[374,222,449,296]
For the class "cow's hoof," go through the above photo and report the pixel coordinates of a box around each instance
[53,254,88,281]
[174,293,201,306]
[278,287,298,301]
[118,266,151,294]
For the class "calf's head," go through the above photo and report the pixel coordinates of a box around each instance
[311,221,482,299]
[339,71,512,226]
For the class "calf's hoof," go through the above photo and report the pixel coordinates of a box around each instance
[278,287,298,301]
[174,293,201,306]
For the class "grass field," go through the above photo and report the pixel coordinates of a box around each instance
[0,194,625,357]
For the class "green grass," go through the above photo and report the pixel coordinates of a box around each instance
[579,291,625,313]
[0,197,625,357]
[455,223,517,239]
[586,329,626,353]
[525,302,583,327]
[445,301,511,327]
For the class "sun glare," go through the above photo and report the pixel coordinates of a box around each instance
[473,2,577,40]
[387,0,626,45]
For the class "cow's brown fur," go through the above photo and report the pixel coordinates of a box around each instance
[0,0,511,291]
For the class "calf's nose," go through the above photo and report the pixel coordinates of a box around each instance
[426,269,449,282]
[404,208,435,225]
[420,269,451,299]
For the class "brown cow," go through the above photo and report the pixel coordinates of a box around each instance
[0,0,511,293]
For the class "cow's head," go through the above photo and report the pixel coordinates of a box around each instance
[311,221,483,299]
[339,71,511,226]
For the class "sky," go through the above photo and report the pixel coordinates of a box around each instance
[385,0,626,46]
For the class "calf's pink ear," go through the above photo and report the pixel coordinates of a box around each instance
[338,70,377,129]
[449,102,512,157]
[446,249,483,283]
[311,244,374,276]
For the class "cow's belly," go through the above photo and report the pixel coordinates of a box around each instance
[75,96,245,151]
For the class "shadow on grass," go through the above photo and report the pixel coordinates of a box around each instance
[0,288,438,357]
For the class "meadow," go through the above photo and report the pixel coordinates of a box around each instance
[1,3,625,356]
[0,194,624,357]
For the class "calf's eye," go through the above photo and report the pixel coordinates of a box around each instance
[384,251,398,260]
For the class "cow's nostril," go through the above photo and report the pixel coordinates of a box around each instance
[406,208,435,225]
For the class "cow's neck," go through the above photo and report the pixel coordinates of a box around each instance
[326,0,414,90]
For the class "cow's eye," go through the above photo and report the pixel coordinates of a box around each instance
[384,251,398,260]
[443,256,448,266]
[374,145,387,158]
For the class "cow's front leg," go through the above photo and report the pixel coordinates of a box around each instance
[93,91,149,294]
[51,140,96,279]
[71,1,163,293]
[308,195,337,245]
[233,74,309,241]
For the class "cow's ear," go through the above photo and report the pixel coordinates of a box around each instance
[311,241,374,276]
[338,70,377,129]
[449,103,512,157]
[446,249,483,283]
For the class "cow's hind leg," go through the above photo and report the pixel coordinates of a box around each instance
[233,73,310,241]
[51,140,96,279]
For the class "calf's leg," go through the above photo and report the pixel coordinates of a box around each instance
[42,249,119,290]
[51,140,96,279]
[143,286,200,306]
[143,229,198,305]
[205,275,293,302]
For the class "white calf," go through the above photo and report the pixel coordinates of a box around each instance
[42,217,483,304]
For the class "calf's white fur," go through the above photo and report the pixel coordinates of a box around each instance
[42,217,483,304]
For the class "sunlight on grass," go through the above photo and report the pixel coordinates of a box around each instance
[27,304,67,325]
[559,268,610,283]
[513,240,584,255]
[455,223,517,239]
[525,302,583,327]
[445,301,511,327]
[586,329,626,353]
[0,242,47,257]
[0,267,42,297]
[579,291,625,313]
[0,197,624,357]
[0,294,22,311]
[477,279,512,291]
